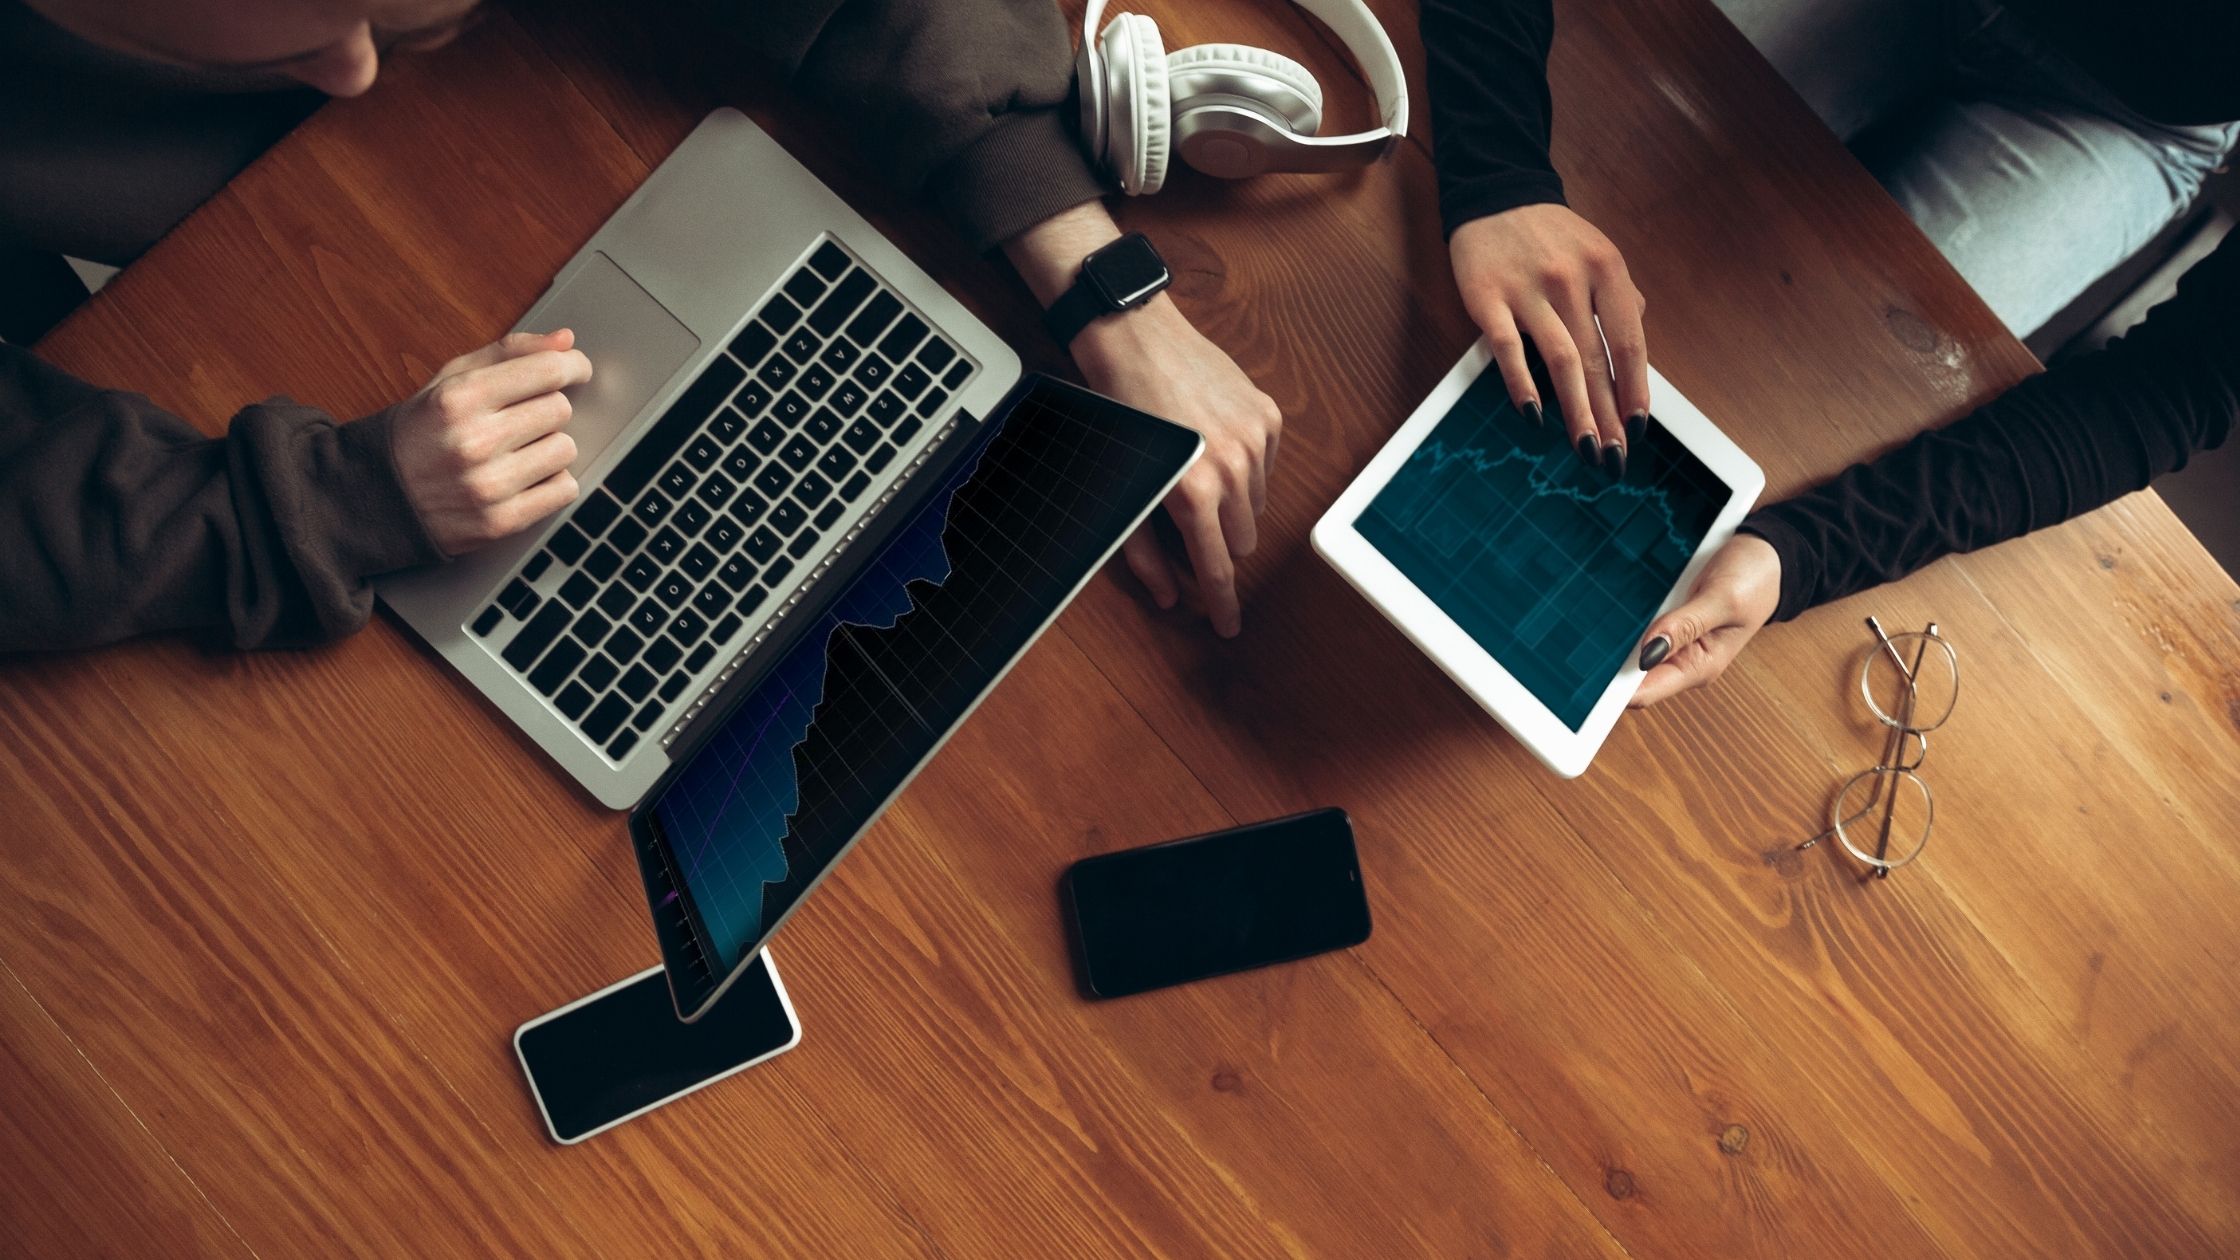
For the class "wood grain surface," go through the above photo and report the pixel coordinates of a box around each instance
[5,1,2237,1256]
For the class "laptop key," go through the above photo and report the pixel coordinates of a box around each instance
[717,555,757,592]
[799,365,835,400]
[768,499,808,536]
[644,635,684,674]
[618,663,656,702]
[843,419,880,454]
[809,240,850,279]
[728,489,769,527]
[657,463,695,499]
[807,269,874,336]
[782,329,820,365]
[606,625,645,661]
[866,442,896,473]
[893,363,932,401]
[684,642,715,674]
[605,355,745,501]
[667,608,708,647]
[817,446,854,481]
[752,464,791,499]
[745,527,782,562]
[582,543,623,582]
[632,489,671,527]
[607,729,640,760]
[813,500,844,532]
[786,528,823,560]
[705,516,745,553]
[759,294,801,334]
[572,487,623,537]
[632,700,664,732]
[806,408,843,442]
[622,553,660,591]
[746,418,785,456]
[578,652,620,693]
[780,435,818,471]
[658,672,691,703]
[856,354,892,389]
[692,584,731,620]
[629,599,667,636]
[795,471,832,507]
[782,266,826,308]
[680,544,718,581]
[597,581,637,619]
[721,446,758,482]
[866,392,906,428]
[555,682,594,721]
[503,602,571,671]
[527,635,584,696]
[840,471,871,502]
[499,578,536,617]
[696,473,735,510]
[653,573,692,609]
[558,571,597,608]
[763,556,795,585]
[830,381,868,417]
[771,391,810,429]
[522,550,554,583]
[757,356,797,391]
[845,292,903,346]
[713,611,745,643]
[472,605,504,636]
[572,609,612,649]
[892,416,923,445]
[675,501,712,537]
[581,694,631,743]
[941,359,972,390]
[917,336,957,373]
[820,339,860,374]
[878,312,929,363]
[728,321,776,367]
[735,382,773,417]
[552,522,595,565]
[915,386,949,418]
[645,528,685,565]
[607,515,648,555]
[683,435,721,471]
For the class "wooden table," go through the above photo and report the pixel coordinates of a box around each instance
[7,1,2238,1255]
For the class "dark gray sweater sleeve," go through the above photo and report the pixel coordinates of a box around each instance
[711,0,1114,253]
[1,343,443,652]
[1740,230,2240,621]
[1421,0,1566,235]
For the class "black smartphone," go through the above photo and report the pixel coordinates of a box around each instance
[1062,808,1372,999]
[513,951,800,1144]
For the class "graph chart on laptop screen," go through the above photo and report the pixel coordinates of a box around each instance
[1354,370,1727,730]
[643,379,1197,986]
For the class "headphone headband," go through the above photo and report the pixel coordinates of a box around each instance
[1081,0,1409,148]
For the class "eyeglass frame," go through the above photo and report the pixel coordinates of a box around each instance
[1793,616,1959,878]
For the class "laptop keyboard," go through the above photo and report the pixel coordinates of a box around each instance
[468,237,979,763]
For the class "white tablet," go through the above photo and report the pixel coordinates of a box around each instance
[1312,341,1763,777]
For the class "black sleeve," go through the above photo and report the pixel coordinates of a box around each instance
[0,344,443,653]
[1740,230,2240,621]
[1420,0,1566,235]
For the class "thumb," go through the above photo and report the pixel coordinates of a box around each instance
[1630,587,1732,707]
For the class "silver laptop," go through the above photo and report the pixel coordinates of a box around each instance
[380,108,1021,808]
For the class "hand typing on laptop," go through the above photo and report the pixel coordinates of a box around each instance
[392,330,593,556]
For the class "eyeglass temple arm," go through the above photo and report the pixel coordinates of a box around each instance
[1868,621,1938,878]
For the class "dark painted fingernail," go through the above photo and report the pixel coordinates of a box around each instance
[1605,441,1626,478]
[1626,411,1649,447]
[1638,635,1671,670]
[1522,400,1544,427]
[1576,434,1599,467]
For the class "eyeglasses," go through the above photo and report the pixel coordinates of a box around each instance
[1793,616,1959,878]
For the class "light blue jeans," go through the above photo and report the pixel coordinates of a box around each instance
[1715,0,2239,336]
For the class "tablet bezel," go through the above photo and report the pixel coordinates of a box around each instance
[1311,340,1764,777]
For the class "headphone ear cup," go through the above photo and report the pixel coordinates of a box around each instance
[1099,12,1172,195]
[1164,43,1326,135]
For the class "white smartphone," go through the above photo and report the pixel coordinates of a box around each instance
[513,950,800,1144]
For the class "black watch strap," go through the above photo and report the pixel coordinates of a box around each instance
[1043,283,1113,348]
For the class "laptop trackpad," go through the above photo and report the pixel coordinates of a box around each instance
[520,251,701,477]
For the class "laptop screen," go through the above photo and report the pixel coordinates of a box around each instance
[637,376,1199,1010]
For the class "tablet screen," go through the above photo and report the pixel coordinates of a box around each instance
[1353,370,1728,729]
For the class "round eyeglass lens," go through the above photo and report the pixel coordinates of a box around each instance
[1861,632,1959,732]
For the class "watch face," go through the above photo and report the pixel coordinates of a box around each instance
[1085,236,1171,308]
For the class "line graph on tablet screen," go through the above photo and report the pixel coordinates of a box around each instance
[1355,370,1727,729]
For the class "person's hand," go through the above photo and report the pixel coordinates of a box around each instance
[1631,533,1783,707]
[1450,204,1649,473]
[391,329,592,556]
[1073,297,1281,638]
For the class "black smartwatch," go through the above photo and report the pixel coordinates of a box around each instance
[1043,232,1172,347]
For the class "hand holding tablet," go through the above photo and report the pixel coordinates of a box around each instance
[1313,341,1763,776]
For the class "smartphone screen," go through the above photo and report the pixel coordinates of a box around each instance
[1063,808,1371,999]
[514,952,799,1144]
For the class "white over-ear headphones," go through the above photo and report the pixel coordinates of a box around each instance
[1077,0,1411,195]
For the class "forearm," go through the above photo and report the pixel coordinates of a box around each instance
[1742,236,2240,620]
[0,345,439,652]
[1421,0,1566,234]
